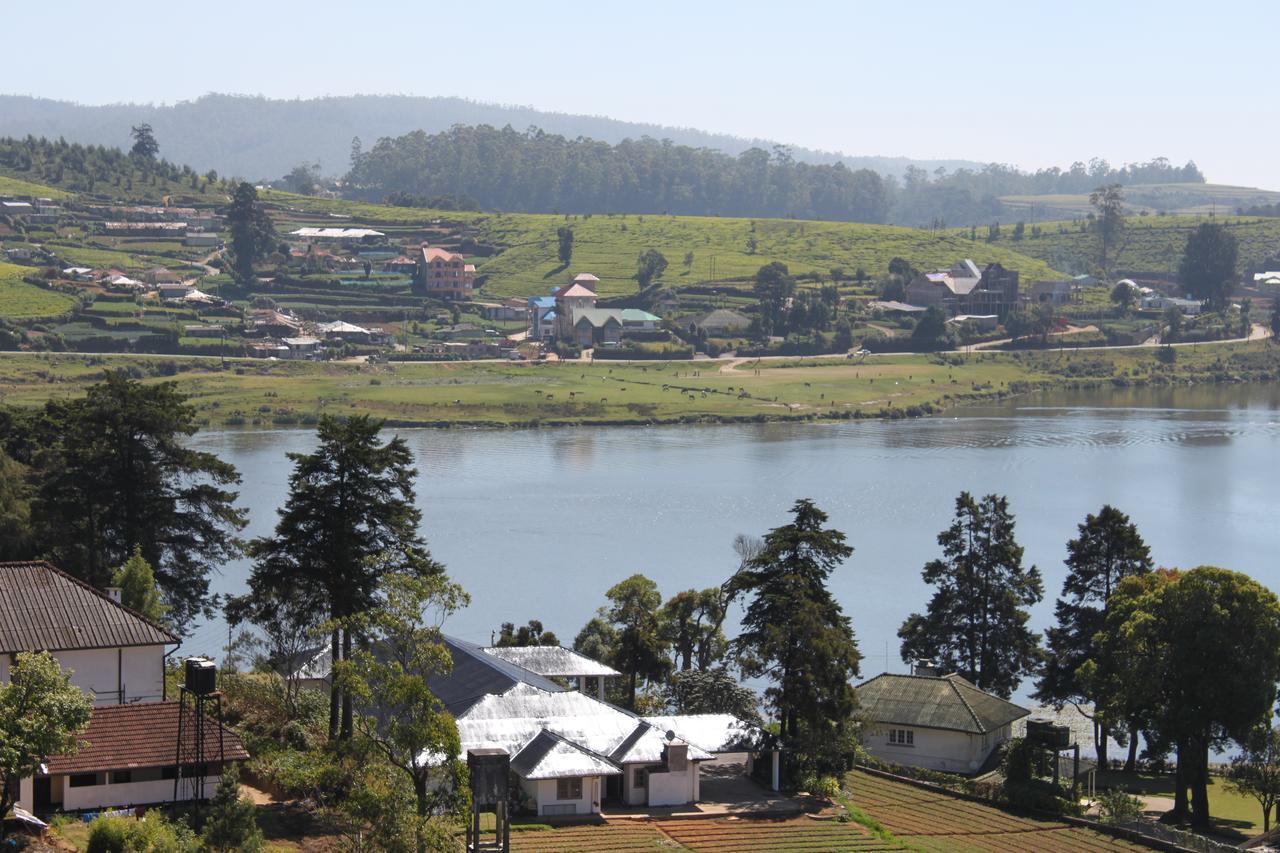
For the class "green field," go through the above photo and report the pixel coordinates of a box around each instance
[985,215,1280,276]
[2,341,1276,429]
[0,261,76,319]
[1002,182,1280,220]
[263,191,1065,299]
[0,174,71,199]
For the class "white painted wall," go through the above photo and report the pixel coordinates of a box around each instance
[865,723,1009,774]
[646,762,699,807]
[522,776,601,817]
[60,775,220,812]
[2,645,167,705]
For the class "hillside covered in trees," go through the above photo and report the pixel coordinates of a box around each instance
[346,124,1205,226]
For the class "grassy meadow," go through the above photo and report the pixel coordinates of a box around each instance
[2,341,1277,429]
[262,190,1065,298]
[0,173,71,199]
[0,261,76,319]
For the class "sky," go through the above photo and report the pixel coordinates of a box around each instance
[6,0,1279,187]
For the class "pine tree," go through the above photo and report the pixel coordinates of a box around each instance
[244,415,438,740]
[728,499,861,776]
[201,766,263,852]
[898,492,1044,698]
[1036,505,1152,767]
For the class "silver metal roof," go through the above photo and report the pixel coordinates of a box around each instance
[482,645,621,678]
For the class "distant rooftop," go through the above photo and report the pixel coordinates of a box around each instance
[483,645,621,678]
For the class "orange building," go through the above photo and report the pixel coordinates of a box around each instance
[419,244,476,299]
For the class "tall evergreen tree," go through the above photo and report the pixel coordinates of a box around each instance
[112,546,169,626]
[244,415,438,740]
[1037,505,1152,767]
[727,499,861,775]
[31,372,244,630]
[200,765,263,852]
[898,492,1044,698]
[225,182,277,284]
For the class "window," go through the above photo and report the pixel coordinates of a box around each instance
[633,766,648,789]
[888,729,914,746]
[69,773,99,788]
[556,777,582,800]
[110,770,132,784]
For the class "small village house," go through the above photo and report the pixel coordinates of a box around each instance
[855,665,1028,775]
[573,309,623,348]
[0,561,249,814]
[528,295,557,341]
[553,281,599,340]
[905,260,1020,317]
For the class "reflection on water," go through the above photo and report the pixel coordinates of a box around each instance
[183,384,1280,709]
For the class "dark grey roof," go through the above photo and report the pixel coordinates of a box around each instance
[855,672,1029,735]
[0,561,177,654]
[431,636,565,716]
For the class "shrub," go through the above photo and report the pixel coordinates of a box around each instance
[1096,788,1144,825]
[86,812,198,853]
[201,766,263,852]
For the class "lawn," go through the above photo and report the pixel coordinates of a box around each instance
[656,816,899,851]
[0,260,76,318]
[1095,769,1266,839]
[845,769,1145,852]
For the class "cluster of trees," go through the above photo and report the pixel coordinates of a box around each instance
[346,125,892,223]
[569,500,862,776]
[751,262,843,341]
[893,159,1203,227]
[0,134,218,196]
[896,492,1280,831]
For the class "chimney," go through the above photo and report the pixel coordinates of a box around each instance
[105,587,122,604]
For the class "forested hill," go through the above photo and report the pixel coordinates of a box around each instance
[346,125,1206,225]
[0,93,981,185]
[346,125,892,222]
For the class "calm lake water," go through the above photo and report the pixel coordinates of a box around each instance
[183,383,1280,704]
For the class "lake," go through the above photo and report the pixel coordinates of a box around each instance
[183,383,1280,704]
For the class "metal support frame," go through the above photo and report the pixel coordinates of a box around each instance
[172,686,226,826]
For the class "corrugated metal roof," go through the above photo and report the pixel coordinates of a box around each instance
[453,684,712,769]
[642,714,768,753]
[510,729,621,780]
[855,672,1029,734]
[0,562,177,654]
[45,701,248,774]
[482,646,621,678]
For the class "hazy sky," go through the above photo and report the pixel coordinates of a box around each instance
[7,0,1278,187]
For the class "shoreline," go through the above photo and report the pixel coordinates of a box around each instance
[2,341,1277,431]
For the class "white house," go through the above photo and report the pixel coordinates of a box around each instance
[855,668,1029,775]
[0,561,248,815]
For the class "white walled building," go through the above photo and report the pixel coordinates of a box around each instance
[855,670,1029,775]
[0,561,249,815]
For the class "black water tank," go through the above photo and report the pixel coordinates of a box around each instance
[184,657,217,695]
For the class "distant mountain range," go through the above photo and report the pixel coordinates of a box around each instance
[0,93,984,182]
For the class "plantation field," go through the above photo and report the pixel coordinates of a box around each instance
[846,770,1144,852]
[656,816,898,851]
[1001,182,1280,219]
[261,191,1065,299]
[0,173,71,199]
[2,342,1277,429]
[0,261,76,318]
[998,215,1280,276]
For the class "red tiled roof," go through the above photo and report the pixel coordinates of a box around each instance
[46,701,249,775]
[0,562,177,654]
[421,246,463,263]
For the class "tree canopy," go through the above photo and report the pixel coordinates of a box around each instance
[1179,222,1239,310]
[898,492,1044,698]
[226,182,277,284]
[29,372,244,630]
[244,415,438,740]
[727,499,861,776]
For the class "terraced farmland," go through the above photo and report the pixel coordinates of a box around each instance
[509,821,676,851]
[657,816,899,851]
[846,770,1144,852]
